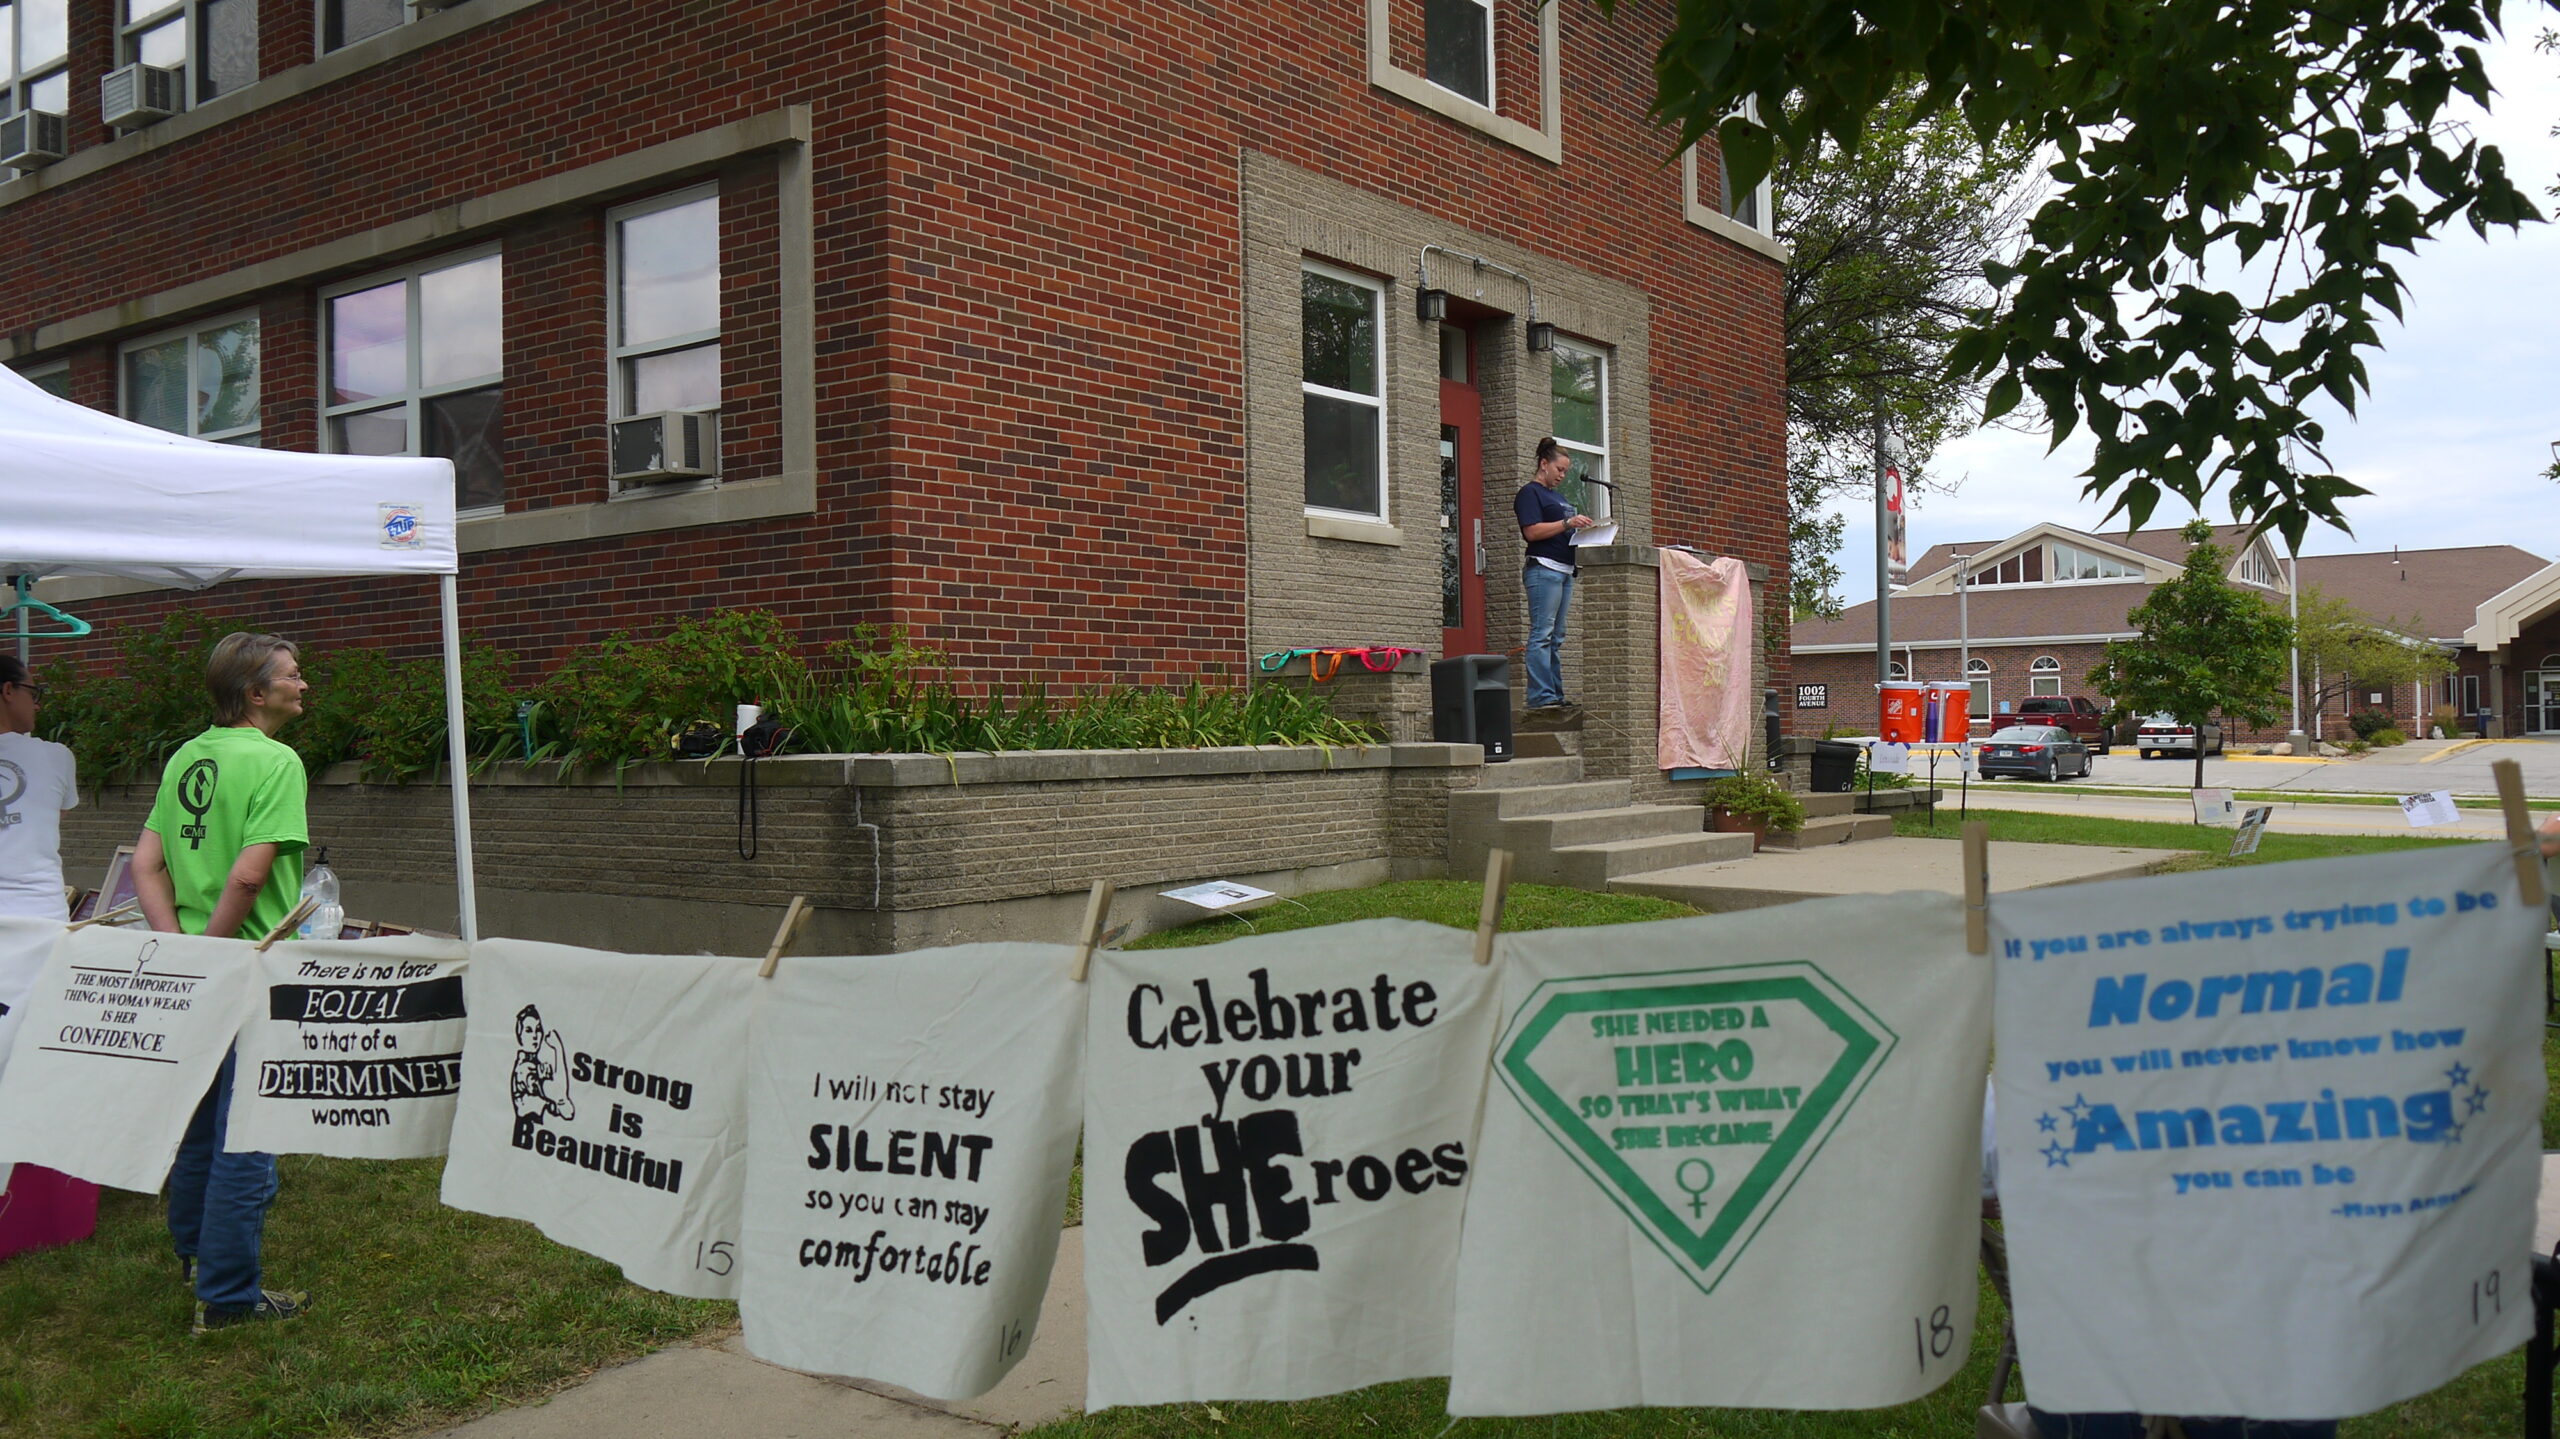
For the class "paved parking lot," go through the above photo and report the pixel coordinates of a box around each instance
[2013,736,2560,800]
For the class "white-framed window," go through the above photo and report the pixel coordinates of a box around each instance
[2030,655,2063,697]
[321,0,409,53]
[1682,99,1778,247]
[609,184,722,430]
[1965,658,1992,677]
[1421,0,1491,108]
[4,0,71,119]
[19,359,71,398]
[322,246,504,511]
[2236,546,2279,587]
[120,311,260,444]
[1886,660,1908,680]
[116,0,256,110]
[1301,260,1387,521]
[2049,541,2140,582]
[2462,674,2481,713]
[1550,337,1609,522]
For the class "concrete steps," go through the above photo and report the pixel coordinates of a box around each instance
[1541,831,1759,889]
[1763,813,1895,850]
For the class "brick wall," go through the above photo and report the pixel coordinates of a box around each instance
[5,0,1785,709]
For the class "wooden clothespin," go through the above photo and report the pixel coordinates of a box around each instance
[256,895,320,952]
[66,899,141,932]
[2492,759,2548,909]
[758,895,811,979]
[1475,848,1514,966]
[1962,821,1990,956]
[1069,880,1117,982]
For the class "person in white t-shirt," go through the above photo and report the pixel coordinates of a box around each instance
[0,654,79,919]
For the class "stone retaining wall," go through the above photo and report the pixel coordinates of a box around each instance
[61,744,1485,955]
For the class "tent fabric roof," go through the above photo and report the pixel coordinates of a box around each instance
[0,365,456,588]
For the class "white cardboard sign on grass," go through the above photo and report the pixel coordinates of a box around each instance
[2399,790,2461,828]
[225,936,471,1159]
[441,939,755,1299]
[1448,895,1992,1414]
[740,943,1085,1401]
[1991,844,2541,1417]
[1083,919,1498,1408]
[0,926,257,1192]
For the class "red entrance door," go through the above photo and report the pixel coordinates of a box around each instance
[1439,328,1486,656]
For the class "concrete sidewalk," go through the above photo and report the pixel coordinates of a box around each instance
[423,1228,1089,1439]
[1949,788,2516,841]
[1614,835,2182,911]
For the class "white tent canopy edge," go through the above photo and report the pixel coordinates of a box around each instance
[0,364,479,941]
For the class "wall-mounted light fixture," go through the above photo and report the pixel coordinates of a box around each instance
[1418,244,1551,355]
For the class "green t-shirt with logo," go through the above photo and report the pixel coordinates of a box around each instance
[145,726,309,938]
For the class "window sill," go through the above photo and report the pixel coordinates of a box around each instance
[1305,513,1402,546]
[461,472,808,553]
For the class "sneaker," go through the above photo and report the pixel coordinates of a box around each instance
[193,1288,309,1335]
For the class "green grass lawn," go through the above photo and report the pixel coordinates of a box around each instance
[0,1155,731,1439]
[1895,804,2479,870]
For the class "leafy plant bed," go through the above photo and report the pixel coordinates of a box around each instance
[36,610,1378,786]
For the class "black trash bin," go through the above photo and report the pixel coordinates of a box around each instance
[1430,655,1513,761]
[1810,739,1861,793]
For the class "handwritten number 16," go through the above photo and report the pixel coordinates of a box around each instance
[1914,1305,1954,1369]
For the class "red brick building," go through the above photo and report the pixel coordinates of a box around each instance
[1789,521,2545,741]
[2,0,1788,724]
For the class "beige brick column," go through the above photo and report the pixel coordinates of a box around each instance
[1572,546,1774,804]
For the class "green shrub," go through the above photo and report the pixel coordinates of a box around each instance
[2368,727,2409,747]
[1701,771,1806,834]
[2348,708,2396,740]
[34,610,232,789]
[530,610,809,771]
[292,642,520,782]
[2430,705,2460,738]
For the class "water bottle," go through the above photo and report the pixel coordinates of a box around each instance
[296,848,344,941]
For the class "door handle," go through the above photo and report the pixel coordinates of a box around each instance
[1473,518,1485,575]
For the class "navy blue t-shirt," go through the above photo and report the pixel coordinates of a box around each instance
[1516,482,1576,569]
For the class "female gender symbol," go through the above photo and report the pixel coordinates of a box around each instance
[1675,1158,1715,1218]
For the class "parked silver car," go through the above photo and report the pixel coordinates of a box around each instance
[2136,714,2223,758]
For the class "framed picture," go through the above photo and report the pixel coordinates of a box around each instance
[69,845,140,922]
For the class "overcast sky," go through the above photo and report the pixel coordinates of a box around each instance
[1821,29,2560,607]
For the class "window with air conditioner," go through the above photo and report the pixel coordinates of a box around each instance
[113,0,254,119]
[322,248,505,511]
[122,313,261,444]
[608,184,722,487]
[1301,261,1386,522]
[3,0,71,165]
[1550,338,1610,523]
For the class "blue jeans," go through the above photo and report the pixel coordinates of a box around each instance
[167,1050,279,1312]
[1523,563,1573,708]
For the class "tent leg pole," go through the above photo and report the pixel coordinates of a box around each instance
[440,574,479,944]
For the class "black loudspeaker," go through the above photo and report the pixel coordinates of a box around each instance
[1431,655,1514,761]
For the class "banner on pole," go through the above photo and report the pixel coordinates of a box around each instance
[225,936,471,1159]
[1449,896,1991,1414]
[441,940,754,1298]
[1991,845,2542,1417]
[0,927,257,1192]
[740,943,1086,1401]
[1083,920,1499,1408]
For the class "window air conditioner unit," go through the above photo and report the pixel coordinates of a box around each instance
[100,64,183,128]
[0,110,67,170]
[610,410,719,483]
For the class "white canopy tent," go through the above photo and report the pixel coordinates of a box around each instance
[0,364,479,940]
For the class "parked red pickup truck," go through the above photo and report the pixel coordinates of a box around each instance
[2009,696,2112,754]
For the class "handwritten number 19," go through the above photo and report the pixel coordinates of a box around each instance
[1914,1305,1954,1369]
[2475,1271,2503,1323]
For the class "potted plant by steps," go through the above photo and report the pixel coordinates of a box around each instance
[1701,772,1805,852]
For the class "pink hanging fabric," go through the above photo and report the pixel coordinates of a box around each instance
[1656,550,1754,771]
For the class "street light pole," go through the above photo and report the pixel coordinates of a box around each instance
[2286,552,2308,756]
[1955,552,1973,731]
[1873,402,1891,690]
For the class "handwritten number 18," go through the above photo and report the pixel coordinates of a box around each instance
[1914,1305,1954,1369]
